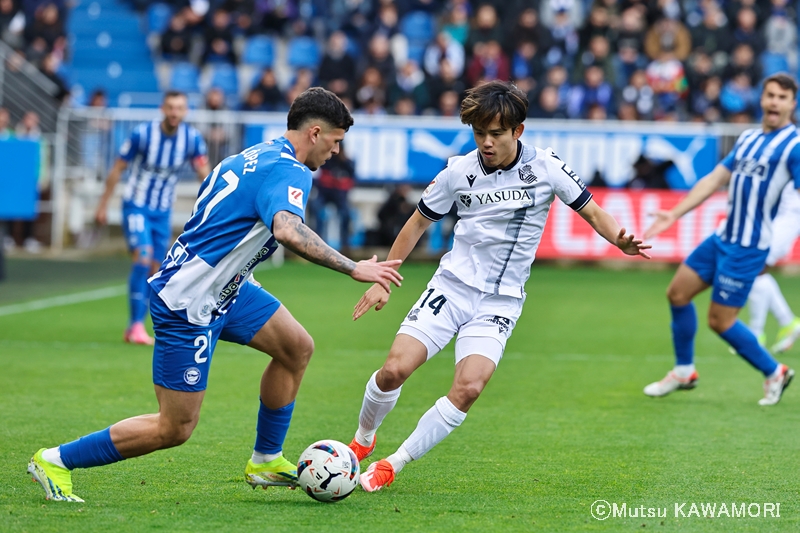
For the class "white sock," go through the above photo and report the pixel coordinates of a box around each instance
[748,274,771,336]
[42,447,66,469]
[398,397,467,466]
[764,274,795,327]
[251,451,281,464]
[673,364,695,379]
[355,371,401,446]
[768,365,784,380]
[386,445,413,474]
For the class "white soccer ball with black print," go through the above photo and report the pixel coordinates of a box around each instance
[297,440,359,502]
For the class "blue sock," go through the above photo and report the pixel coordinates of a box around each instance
[129,263,150,324]
[720,320,779,376]
[59,427,124,470]
[254,399,295,454]
[671,303,697,365]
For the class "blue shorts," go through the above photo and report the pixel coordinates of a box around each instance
[121,204,172,262]
[684,234,769,308]
[150,281,281,392]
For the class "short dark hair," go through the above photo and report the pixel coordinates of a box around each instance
[762,73,798,99]
[460,81,528,131]
[164,90,187,101]
[287,87,354,132]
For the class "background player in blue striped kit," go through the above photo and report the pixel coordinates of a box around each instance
[27,87,403,503]
[95,90,210,345]
[643,73,800,406]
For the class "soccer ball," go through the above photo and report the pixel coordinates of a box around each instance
[297,440,360,502]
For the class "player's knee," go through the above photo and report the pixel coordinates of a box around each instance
[377,361,410,391]
[160,419,197,448]
[666,284,690,306]
[454,379,485,406]
[284,331,314,373]
[707,312,735,334]
[133,246,153,265]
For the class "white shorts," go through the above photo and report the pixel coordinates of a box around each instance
[767,209,800,266]
[397,270,524,367]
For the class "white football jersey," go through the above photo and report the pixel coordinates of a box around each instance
[418,141,592,298]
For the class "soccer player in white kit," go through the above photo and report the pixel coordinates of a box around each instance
[747,182,800,353]
[346,81,652,492]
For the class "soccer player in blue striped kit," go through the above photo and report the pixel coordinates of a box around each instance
[95,91,210,345]
[643,73,799,405]
[27,87,403,502]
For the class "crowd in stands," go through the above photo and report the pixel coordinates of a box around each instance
[149,0,797,122]
[0,0,796,123]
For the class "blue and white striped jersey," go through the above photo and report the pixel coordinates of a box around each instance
[149,137,311,326]
[120,120,208,212]
[718,124,800,250]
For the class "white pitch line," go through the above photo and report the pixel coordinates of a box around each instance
[0,285,127,317]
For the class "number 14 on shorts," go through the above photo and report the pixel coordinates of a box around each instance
[419,289,447,316]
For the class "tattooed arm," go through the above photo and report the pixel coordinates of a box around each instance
[272,210,403,291]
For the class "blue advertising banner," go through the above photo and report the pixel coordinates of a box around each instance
[0,140,40,219]
[243,118,718,190]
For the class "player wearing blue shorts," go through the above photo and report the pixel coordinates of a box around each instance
[95,91,210,345]
[643,73,800,406]
[27,87,403,502]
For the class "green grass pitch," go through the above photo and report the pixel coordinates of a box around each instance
[1,260,799,532]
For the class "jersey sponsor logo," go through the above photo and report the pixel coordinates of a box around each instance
[184,367,202,385]
[733,158,767,179]
[485,315,511,335]
[406,308,420,322]
[423,179,436,197]
[518,164,537,184]
[459,194,472,208]
[466,174,477,187]
[288,186,304,208]
[474,189,533,206]
[215,241,277,309]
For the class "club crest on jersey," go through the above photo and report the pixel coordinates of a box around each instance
[459,194,472,208]
[518,164,537,184]
[288,186,304,208]
[466,174,477,187]
[423,179,436,197]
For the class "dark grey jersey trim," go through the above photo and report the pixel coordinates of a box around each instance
[569,190,593,211]
[417,199,446,221]
[492,204,532,294]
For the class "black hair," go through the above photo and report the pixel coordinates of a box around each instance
[460,80,528,131]
[287,87,354,132]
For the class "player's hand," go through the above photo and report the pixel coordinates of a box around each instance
[350,255,403,294]
[353,283,391,320]
[94,201,108,226]
[643,210,677,239]
[615,228,652,259]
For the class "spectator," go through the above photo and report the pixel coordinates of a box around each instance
[645,32,689,119]
[723,43,761,86]
[355,66,387,112]
[576,34,615,86]
[617,7,646,53]
[437,89,460,117]
[541,0,584,32]
[528,84,567,118]
[426,57,467,111]
[24,2,64,55]
[424,32,465,78]
[358,33,396,87]
[220,0,255,34]
[764,0,797,72]
[393,96,417,116]
[465,40,510,87]
[543,64,571,115]
[628,154,672,189]
[465,4,504,56]
[441,2,469,46]
[160,12,192,60]
[619,69,655,120]
[685,49,720,95]
[506,8,552,54]
[252,68,286,111]
[367,184,415,246]
[310,144,356,251]
[202,8,236,64]
[612,38,648,90]
[720,72,758,121]
[241,87,267,110]
[285,68,315,105]
[567,64,613,118]
[256,0,297,35]
[645,18,691,62]
[15,110,41,139]
[0,107,14,138]
[0,0,24,49]
[732,7,765,55]
[40,52,68,103]
[387,60,429,112]
[690,75,723,123]
[689,5,732,61]
[547,2,580,68]
[579,4,615,51]
[203,88,229,166]
[318,31,357,99]
[9,110,42,253]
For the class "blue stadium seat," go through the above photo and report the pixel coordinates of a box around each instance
[147,3,173,34]
[287,36,320,69]
[243,36,274,67]
[70,40,151,68]
[400,11,435,43]
[760,52,790,79]
[69,66,158,99]
[68,15,143,39]
[169,62,200,92]
[209,63,239,95]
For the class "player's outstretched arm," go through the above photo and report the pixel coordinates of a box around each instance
[578,199,652,259]
[272,211,403,293]
[94,158,128,225]
[643,164,732,239]
[353,210,433,320]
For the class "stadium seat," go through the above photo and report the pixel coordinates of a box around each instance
[70,40,152,68]
[400,11,435,44]
[287,36,320,69]
[209,63,239,95]
[147,3,173,35]
[243,36,275,67]
[169,62,200,92]
[68,66,159,99]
